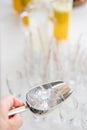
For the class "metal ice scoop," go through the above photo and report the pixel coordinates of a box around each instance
[8,81,73,117]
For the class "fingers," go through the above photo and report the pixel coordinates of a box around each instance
[0,96,24,130]
[11,96,24,108]
[9,114,23,130]
[1,95,24,112]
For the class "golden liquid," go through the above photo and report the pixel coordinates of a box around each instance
[49,1,72,41]
[13,0,31,12]
[53,10,70,41]
[13,0,24,12]
[13,0,31,26]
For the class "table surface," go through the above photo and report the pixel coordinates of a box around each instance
[1,1,87,130]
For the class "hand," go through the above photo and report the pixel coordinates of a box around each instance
[0,95,24,130]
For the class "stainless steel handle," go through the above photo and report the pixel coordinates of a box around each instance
[8,105,28,117]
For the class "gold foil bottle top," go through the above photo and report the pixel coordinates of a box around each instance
[20,11,29,26]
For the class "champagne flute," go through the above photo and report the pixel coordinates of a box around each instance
[6,69,30,101]
[81,103,87,130]
[59,95,78,126]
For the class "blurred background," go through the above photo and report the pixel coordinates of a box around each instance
[0,0,87,130]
